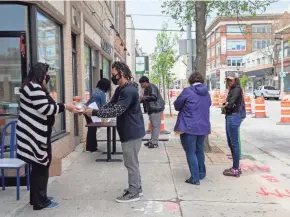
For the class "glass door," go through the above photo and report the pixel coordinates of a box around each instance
[0,32,27,117]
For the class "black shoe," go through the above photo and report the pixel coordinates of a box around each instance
[144,142,151,147]
[30,196,54,205]
[123,187,143,197]
[185,179,200,185]
[148,143,158,149]
[116,191,140,203]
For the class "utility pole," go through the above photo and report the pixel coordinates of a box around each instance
[186,19,193,78]
[281,34,284,99]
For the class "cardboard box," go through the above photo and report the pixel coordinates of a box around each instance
[49,158,62,177]
[0,167,26,177]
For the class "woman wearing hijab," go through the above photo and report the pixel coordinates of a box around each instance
[16,62,77,210]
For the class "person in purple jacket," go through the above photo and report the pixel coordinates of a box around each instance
[174,72,211,185]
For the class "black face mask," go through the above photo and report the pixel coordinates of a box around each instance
[111,74,120,85]
[45,75,50,84]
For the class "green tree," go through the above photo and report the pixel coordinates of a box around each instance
[150,23,179,105]
[166,72,176,116]
[162,0,276,152]
[240,75,249,92]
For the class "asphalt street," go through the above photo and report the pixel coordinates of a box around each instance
[211,98,290,168]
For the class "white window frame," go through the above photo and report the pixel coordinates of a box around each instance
[227,40,246,51]
[226,25,246,35]
[216,42,221,57]
[216,29,220,39]
[252,24,271,33]
[227,56,243,67]
[252,39,271,51]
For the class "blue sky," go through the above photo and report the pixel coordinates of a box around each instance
[126,0,290,55]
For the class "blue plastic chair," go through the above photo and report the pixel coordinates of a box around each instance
[0,120,30,200]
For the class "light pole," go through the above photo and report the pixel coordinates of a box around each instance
[275,35,284,98]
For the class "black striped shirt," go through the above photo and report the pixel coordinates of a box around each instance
[16,82,64,166]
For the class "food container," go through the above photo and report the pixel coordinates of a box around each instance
[75,102,86,113]
[73,96,82,103]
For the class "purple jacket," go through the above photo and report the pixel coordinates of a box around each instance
[174,83,211,135]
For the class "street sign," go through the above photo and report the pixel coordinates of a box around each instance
[280,71,287,78]
[136,56,148,74]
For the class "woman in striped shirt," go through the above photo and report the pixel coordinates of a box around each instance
[16,62,77,210]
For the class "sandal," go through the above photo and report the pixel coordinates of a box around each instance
[223,168,240,177]
[224,167,242,174]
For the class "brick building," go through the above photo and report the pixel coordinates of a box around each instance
[275,24,290,94]
[206,13,290,91]
[0,1,125,174]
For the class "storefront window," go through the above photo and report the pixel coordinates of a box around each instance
[0,5,27,31]
[84,45,92,100]
[36,11,64,134]
[103,57,110,79]
[0,3,29,126]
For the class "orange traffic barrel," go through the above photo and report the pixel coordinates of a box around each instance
[253,97,268,118]
[146,113,170,135]
[244,95,252,114]
[218,94,226,108]
[277,98,290,125]
[213,93,219,106]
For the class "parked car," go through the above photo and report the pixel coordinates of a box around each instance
[253,86,280,100]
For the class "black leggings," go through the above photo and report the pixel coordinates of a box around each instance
[30,128,52,210]
[85,115,98,152]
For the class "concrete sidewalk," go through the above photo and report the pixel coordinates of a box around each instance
[1,116,290,217]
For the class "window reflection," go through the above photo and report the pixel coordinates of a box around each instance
[0,38,22,115]
[36,12,64,134]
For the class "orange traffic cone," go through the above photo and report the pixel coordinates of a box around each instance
[146,113,170,134]
[253,97,268,118]
[212,92,219,106]
[277,98,290,125]
[244,95,252,114]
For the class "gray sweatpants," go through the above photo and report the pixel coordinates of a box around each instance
[148,111,162,144]
[122,137,142,194]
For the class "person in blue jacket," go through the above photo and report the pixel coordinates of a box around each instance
[85,78,111,152]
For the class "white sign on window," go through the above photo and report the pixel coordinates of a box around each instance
[14,87,20,95]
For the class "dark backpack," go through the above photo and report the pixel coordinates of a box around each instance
[240,95,246,120]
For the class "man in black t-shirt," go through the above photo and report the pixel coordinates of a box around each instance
[84,61,145,203]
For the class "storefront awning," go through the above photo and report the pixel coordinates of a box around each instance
[245,67,273,77]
